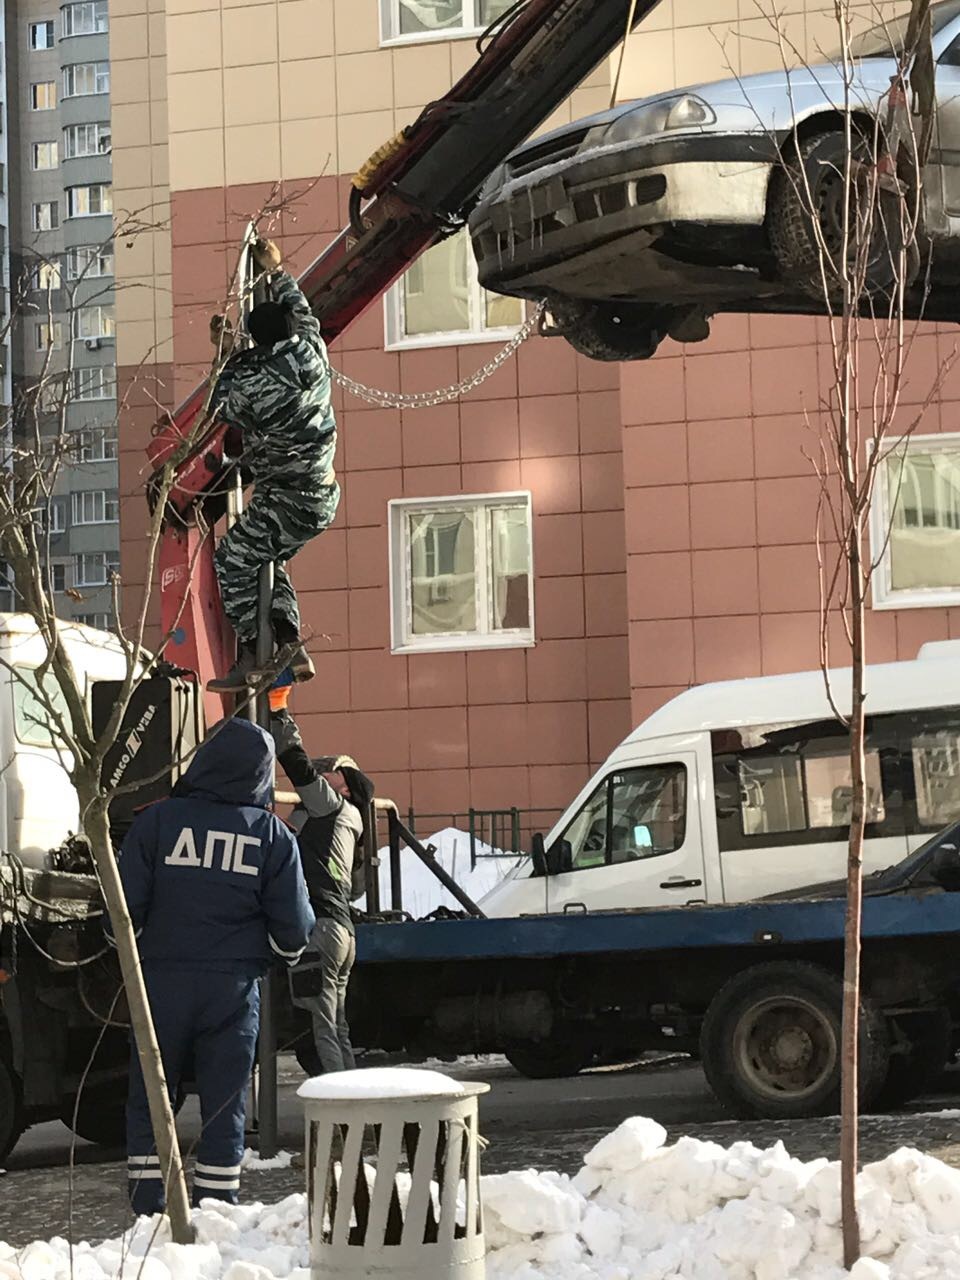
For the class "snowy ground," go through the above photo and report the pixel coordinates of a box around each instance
[6,1109,960,1279]
[364,826,520,918]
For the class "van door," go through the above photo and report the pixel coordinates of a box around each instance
[545,754,705,913]
[7,666,79,863]
[902,707,960,852]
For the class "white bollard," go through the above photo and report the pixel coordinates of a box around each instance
[298,1068,490,1280]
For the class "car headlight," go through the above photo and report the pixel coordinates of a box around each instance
[603,94,716,144]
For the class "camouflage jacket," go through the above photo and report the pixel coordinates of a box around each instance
[212,271,336,494]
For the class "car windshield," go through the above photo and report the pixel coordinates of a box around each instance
[844,1,960,59]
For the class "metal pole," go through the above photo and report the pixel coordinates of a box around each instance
[254,560,278,1158]
[389,808,403,912]
[363,800,380,914]
[394,819,485,917]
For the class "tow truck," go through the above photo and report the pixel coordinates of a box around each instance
[2,0,960,1162]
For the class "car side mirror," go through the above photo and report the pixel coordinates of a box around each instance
[545,839,572,876]
[531,832,547,877]
[931,845,960,890]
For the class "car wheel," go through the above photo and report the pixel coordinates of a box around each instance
[767,129,918,301]
[870,1010,951,1111]
[0,1055,24,1162]
[544,299,680,362]
[700,961,889,1120]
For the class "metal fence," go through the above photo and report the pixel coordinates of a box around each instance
[401,807,562,868]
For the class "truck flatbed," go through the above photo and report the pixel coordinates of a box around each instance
[355,887,960,963]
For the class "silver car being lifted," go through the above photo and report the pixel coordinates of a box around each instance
[468,0,960,360]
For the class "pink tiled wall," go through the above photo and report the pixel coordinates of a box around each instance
[156,174,633,819]
[621,312,960,724]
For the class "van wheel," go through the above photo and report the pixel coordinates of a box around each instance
[700,962,889,1119]
[63,1090,127,1148]
[504,1036,593,1079]
[0,1056,25,1161]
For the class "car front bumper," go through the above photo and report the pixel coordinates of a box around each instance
[468,131,782,297]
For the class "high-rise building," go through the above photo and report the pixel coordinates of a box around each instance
[5,0,115,626]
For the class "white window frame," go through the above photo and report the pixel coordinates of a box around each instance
[870,432,960,610]
[35,321,62,350]
[51,563,67,593]
[72,490,118,525]
[61,1,108,36]
[72,366,116,400]
[66,184,112,218]
[32,260,62,291]
[388,491,535,654]
[74,552,117,587]
[30,81,56,110]
[73,305,115,340]
[75,428,118,462]
[62,61,109,98]
[66,244,113,280]
[384,231,523,350]
[29,20,56,49]
[379,0,507,45]
[32,201,59,231]
[63,122,111,158]
[31,141,59,171]
[77,612,110,629]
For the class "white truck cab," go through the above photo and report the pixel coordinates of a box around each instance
[482,642,960,917]
[0,614,127,868]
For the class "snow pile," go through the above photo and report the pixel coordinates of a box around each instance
[7,1119,960,1278]
[241,1149,294,1172]
[484,1118,960,1280]
[297,1066,464,1100]
[364,827,519,919]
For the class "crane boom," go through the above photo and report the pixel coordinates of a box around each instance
[147,0,662,689]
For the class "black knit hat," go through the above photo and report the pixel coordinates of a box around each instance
[247,301,292,347]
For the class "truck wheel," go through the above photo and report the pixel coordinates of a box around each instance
[504,1037,593,1080]
[871,1011,951,1111]
[0,1057,24,1161]
[700,962,889,1119]
[543,298,672,362]
[767,130,917,302]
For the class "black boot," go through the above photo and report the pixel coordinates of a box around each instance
[206,642,257,692]
[272,617,315,683]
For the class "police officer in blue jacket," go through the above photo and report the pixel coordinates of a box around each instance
[106,717,315,1215]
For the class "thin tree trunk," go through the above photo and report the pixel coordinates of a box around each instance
[81,788,194,1244]
[841,514,867,1270]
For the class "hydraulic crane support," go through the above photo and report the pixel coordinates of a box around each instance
[147,0,662,686]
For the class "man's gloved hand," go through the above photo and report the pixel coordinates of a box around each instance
[210,313,234,352]
[251,237,283,272]
[269,708,303,758]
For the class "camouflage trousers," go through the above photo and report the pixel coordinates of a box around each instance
[214,477,340,642]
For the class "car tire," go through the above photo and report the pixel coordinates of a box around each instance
[504,1034,594,1080]
[545,299,669,362]
[700,961,889,1120]
[767,129,917,301]
[0,1054,24,1162]
[64,1091,128,1148]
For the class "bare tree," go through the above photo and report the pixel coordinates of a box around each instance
[0,201,281,1242]
[747,0,941,1266]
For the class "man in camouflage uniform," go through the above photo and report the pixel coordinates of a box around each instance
[207,238,339,693]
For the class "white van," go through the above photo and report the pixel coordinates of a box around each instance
[0,614,127,868]
[482,641,960,917]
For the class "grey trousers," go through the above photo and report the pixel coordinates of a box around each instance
[290,918,356,1074]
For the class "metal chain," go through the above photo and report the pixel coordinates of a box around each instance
[330,302,545,410]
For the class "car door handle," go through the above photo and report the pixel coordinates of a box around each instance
[660,877,703,889]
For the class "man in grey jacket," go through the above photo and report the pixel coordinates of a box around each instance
[270,710,373,1073]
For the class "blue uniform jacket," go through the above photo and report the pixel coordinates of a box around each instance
[105,719,315,974]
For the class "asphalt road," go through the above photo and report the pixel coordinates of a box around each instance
[3,1054,960,1248]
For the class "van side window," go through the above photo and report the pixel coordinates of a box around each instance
[911,729,960,827]
[561,764,687,870]
[12,666,72,748]
[737,750,885,837]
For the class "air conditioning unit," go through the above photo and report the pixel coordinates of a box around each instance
[84,338,101,351]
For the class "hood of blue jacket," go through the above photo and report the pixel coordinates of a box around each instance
[175,718,275,808]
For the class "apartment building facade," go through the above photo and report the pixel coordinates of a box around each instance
[114,0,960,826]
[6,0,116,625]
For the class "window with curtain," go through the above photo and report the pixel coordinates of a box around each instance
[390,493,533,652]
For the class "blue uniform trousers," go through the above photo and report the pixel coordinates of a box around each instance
[126,965,260,1215]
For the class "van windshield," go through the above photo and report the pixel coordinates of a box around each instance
[843,2,960,59]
